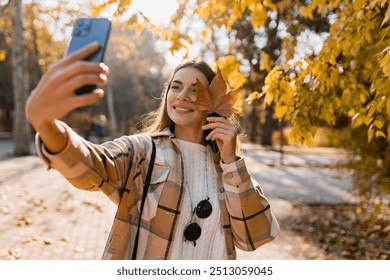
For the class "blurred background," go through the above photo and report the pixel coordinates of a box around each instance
[0,0,389,260]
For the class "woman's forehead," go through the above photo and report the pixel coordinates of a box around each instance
[172,67,209,86]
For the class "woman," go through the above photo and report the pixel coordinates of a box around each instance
[26,42,279,260]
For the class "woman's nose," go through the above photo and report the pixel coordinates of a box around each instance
[177,88,193,102]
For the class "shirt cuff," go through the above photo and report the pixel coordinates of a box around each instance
[35,121,74,169]
[220,157,251,191]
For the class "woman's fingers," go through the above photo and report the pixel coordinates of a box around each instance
[202,117,237,141]
[26,42,109,130]
[205,127,235,141]
[57,71,108,95]
[46,61,108,94]
[57,61,108,83]
[69,89,105,109]
[202,116,238,163]
[58,41,101,67]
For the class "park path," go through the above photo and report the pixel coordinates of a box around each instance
[0,140,354,260]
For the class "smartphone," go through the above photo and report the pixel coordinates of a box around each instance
[67,17,111,95]
[203,112,221,153]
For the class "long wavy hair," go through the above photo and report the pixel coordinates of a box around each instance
[141,60,216,134]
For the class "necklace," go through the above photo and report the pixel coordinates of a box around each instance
[183,145,213,246]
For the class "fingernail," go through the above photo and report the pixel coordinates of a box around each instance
[99,73,107,81]
[99,63,109,72]
[93,89,104,98]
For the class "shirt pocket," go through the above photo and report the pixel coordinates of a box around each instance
[134,164,170,222]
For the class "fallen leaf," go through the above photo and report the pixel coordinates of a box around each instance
[43,239,54,245]
[83,200,104,212]
[193,68,240,117]
[17,216,33,227]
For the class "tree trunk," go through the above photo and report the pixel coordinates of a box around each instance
[249,102,258,143]
[105,82,118,138]
[262,106,273,146]
[12,0,31,155]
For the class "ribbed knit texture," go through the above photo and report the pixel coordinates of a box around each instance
[169,139,227,260]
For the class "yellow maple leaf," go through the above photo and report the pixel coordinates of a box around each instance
[193,68,240,117]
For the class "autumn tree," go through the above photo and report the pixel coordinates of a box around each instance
[11,0,31,155]
[89,0,389,210]
[0,0,82,153]
[0,2,13,132]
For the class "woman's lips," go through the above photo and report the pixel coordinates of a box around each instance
[173,105,195,112]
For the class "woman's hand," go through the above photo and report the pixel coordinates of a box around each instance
[26,42,109,132]
[202,116,238,164]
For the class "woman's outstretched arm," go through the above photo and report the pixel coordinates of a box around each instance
[26,42,109,153]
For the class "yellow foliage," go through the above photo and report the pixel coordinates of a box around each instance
[216,56,247,88]
[240,0,257,12]
[250,3,267,29]
[275,105,288,119]
[89,0,116,17]
[246,91,261,104]
[263,0,277,12]
[351,113,363,129]
[299,2,316,19]
[379,47,390,78]
[259,51,272,71]
[388,125,390,141]
[386,98,390,116]
[0,50,6,62]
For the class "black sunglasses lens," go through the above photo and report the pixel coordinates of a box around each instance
[196,199,212,219]
[184,222,201,241]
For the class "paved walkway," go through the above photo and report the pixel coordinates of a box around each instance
[0,141,354,260]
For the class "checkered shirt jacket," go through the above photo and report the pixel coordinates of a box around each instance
[36,121,279,260]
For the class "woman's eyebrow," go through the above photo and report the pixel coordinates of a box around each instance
[171,80,197,87]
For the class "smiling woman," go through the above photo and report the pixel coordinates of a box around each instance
[166,67,209,142]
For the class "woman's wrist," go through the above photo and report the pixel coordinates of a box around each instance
[221,155,238,164]
[37,120,69,154]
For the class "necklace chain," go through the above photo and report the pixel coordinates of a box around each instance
[185,145,209,212]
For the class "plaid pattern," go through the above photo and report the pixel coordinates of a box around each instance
[36,121,279,260]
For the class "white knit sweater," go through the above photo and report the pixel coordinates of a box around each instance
[169,139,228,260]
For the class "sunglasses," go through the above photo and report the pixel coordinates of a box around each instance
[184,197,213,246]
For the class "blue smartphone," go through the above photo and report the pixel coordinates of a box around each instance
[67,17,111,95]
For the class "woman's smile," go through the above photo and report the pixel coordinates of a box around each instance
[173,103,195,113]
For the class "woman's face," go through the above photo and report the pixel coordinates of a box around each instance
[166,67,209,137]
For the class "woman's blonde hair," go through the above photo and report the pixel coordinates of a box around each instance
[141,60,216,134]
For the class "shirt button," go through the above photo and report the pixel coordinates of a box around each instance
[219,187,225,193]
[225,172,234,179]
